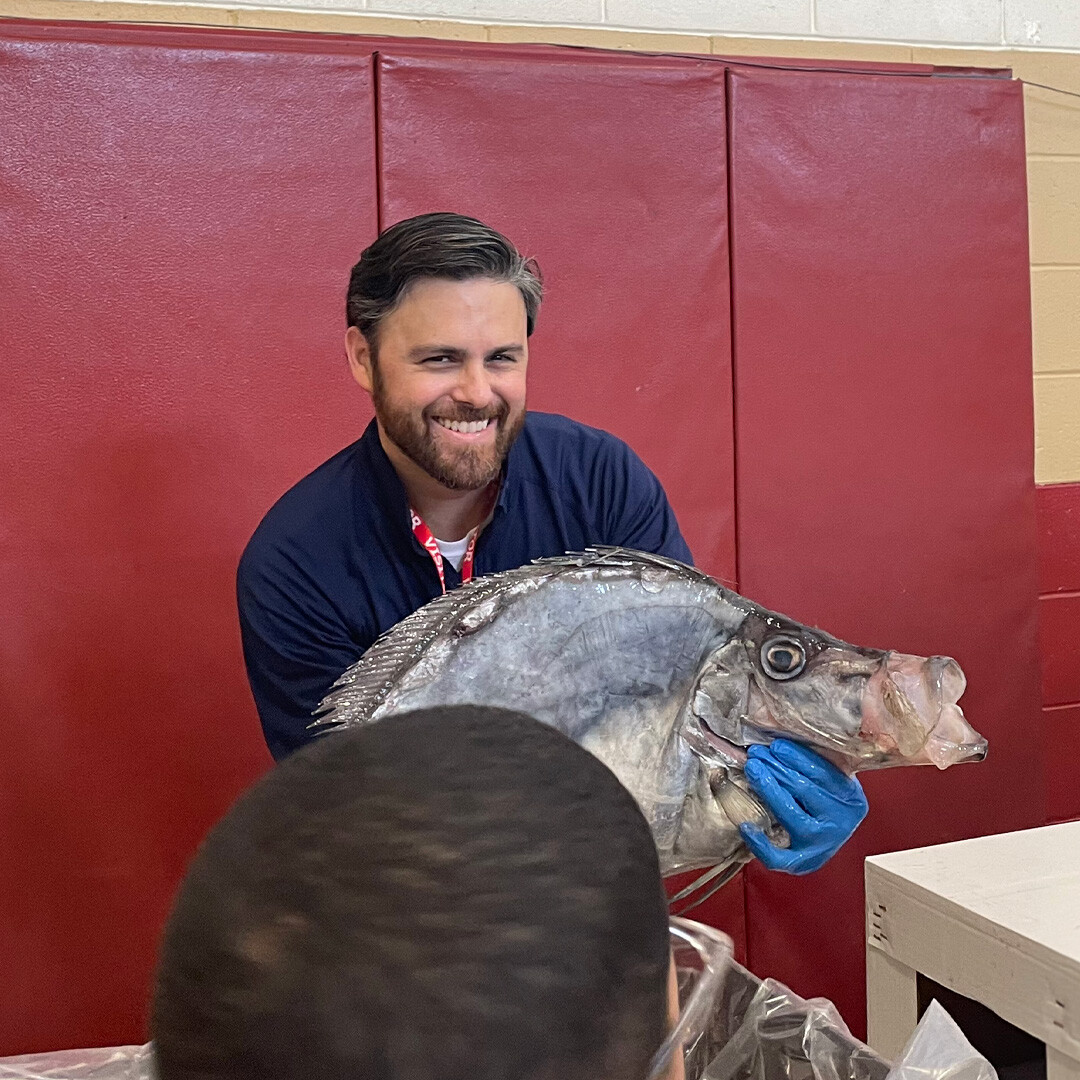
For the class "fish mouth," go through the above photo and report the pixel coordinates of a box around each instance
[860,653,986,770]
[953,740,988,762]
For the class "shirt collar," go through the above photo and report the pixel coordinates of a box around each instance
[354,419,416,540]
[494,421,527,517]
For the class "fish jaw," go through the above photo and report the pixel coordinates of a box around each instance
[858,653,987,770]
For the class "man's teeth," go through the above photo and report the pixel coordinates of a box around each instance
[435,418,492,434]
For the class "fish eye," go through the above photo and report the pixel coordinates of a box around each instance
[761,637,807,680]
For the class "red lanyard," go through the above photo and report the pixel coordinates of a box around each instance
[410,509,478,595]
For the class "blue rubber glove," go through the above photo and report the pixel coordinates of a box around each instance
[738,739,868,875]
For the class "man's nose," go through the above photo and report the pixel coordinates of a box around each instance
[450,359,494,406]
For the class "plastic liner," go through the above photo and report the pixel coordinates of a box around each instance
[0,971,998,1080]
[693,961,998,1080]
[889,1001,999,1080]
[0,1046,151,1080]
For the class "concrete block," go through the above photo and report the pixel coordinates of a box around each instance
[486,24,710,51]
[711,34,911,60]
[268,11,486,33]
[1026,85,1080,158]
[1012,52,1080,156]
[816,0,1001,45]
[0,0,226,22]
[369,0,601,25]
[0,0,487,31]
[1035,374,1080,484]
[1028,158,1080,265]
[1032,269,1080,373]
[604,0,810,36]
[909,46,1014,68]
[1005,0,1080,49]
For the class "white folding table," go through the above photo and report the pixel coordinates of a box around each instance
[865,821,1080,1080]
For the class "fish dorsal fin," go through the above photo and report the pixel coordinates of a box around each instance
[578,546,717,582]
[311,547,720,731]
[581,546,740,600]
[311,561,544,731]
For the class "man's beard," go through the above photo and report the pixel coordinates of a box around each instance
[372,371,525,492]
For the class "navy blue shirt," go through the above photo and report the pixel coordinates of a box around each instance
[238,412,692,760]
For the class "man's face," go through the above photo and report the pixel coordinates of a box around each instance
[347,277,528,492]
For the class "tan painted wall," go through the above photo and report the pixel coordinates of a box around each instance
[4,3,1078,482]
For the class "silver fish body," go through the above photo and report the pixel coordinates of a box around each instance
[315,549,986,880]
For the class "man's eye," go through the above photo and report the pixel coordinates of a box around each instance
[422,355,454,365]
[488,353,517,365]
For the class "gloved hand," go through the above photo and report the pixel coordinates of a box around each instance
[738,739,868,875]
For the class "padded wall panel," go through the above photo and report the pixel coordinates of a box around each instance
[1046,705,1080,823]
[728,68,1043,1035]
[1036,482,1080,595]
[1040,595,1080,706]
[1046,704,1080,823]
[375,45,743,952]
[1036,482,1080,710]
[0,23,378,1053]
[375,48,736,581]
[1036,482,1080,821]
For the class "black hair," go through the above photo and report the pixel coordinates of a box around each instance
[346,212,543,342]
[152,706,670,1080]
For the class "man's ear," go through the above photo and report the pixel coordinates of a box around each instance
[345,326,375,393]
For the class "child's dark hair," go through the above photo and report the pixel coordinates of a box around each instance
[152,705,670,1080]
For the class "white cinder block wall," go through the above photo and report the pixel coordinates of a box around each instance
[275,0,1080,50]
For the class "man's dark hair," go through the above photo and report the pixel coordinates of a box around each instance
[152,706,671,1080]
[346,212,543,344]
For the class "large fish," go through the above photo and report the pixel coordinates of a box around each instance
[314,548,985,901]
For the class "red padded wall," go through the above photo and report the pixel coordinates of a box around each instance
[2,23,1044,1052]
[1037,482,1080,822]
[374,45,744,951]
[376,48,736,582]
[728,68,1044,1035]
[1040,593,1080,706]
[0,22,378,1053]
[1037,483,1080,596]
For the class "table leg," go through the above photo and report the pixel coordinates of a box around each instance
[1048,1047,1080,1080]
[866,947,920,1062]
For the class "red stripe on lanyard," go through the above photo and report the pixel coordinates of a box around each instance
[411,509,478,595]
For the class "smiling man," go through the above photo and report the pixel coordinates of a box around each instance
[236,213,866,879]
[237,213,691,761]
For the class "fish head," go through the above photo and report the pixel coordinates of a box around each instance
[683,611,986,775]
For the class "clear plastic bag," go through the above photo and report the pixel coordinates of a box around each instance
[693,961,998,1080]
[0,1046,152,1080]
[0,972,998,1080]
[693,960,890,1080]
[888,1000,998,1080]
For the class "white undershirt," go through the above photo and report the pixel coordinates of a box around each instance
[434,531,474,572]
